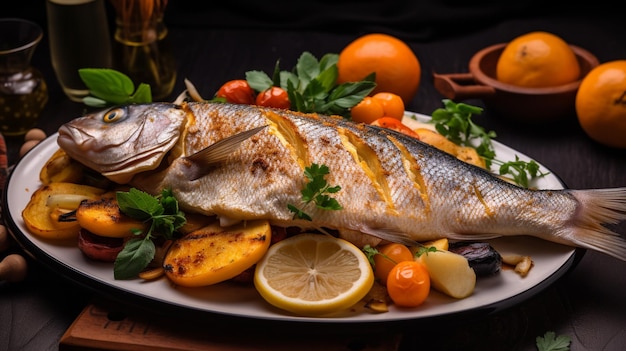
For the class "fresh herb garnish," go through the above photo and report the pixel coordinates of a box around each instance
[413,245,438,257]
[493,155,547,188]
[430,99,549,187]
[362,245,381,267]
[246,51,376,117]
[288,163,342,220]
[536,331,571,351]
[114,188,186,280]
[79,68,152,107]
[362,244,436,268]
[430,99,497,166]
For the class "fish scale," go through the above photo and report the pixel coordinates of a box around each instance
[56,102,626,261]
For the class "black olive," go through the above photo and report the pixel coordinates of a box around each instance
[448,241,502,277]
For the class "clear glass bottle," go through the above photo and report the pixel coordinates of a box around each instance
[0,18,48,136]
[110,0,176,101]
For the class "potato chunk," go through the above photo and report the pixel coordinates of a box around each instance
[418,250,476,299]
[413,128,486,169]
[39,149,85,185]
[164,219,272,287]
[22,182,106,240]
[76,196,147,238]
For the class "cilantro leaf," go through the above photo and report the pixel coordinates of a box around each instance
[536,331,571,351]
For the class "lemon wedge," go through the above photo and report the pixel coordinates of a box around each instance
[254,233,374,317]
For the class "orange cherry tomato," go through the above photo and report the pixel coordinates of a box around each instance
[371,117,420,138]
[373,243,414,285]
[216,79,256,104]
[371,92,405,120]
[350,96,384,124]
[256,86,291,109]
[386,260,430,307]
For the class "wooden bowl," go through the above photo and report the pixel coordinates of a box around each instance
[433,43,599,123]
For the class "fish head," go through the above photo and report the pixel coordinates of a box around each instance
[57,103,187,184]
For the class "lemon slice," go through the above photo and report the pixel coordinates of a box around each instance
[254,233,374,317]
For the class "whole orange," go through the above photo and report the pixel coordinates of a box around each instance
[337,33,421,105]
[575,60,626,148]
[496,31,580,88]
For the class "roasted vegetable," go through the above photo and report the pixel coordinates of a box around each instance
[21,182,107,240]
[76,196,146,238]
[39,149,85,185]
[417,249,476,299]
[77,228,125,262]
[413,128,486,169]
[163,219,272,287]
[448,241,502,277]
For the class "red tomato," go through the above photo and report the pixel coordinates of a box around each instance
[255,86,290,109]
[371,117,420,138]
[387,261,430,307]
[373,243,414,284]
[216,80,256,104]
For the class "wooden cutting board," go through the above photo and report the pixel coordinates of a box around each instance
[59,302,402,351]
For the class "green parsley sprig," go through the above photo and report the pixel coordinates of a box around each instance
[79,68,152,108]
[246,51,376,117]
[536,331,571,351]
[114,188,186,280]
[288,163,343,221]
[430,99,549,187]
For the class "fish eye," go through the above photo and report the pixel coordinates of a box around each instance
[103,107,126,123]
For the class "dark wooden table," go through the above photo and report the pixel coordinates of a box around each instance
[2,3,625,351]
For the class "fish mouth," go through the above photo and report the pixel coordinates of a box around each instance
[57,123,134,174]
[57,124,101,168]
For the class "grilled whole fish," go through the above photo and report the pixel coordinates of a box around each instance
[57,102,626,261]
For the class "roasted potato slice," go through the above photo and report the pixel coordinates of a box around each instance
[164,219,272,287]
[76,196,147,238]
[413,128,486,169]
[22,182,107,240]
[39,149,85,185]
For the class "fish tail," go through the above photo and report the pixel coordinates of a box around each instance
[567,188,626,261]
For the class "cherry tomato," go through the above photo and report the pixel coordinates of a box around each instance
[216,79,256,104]
[255,86,290,109]
[371,92,405,120]
[371,117,420,138]
[350,96,384,124]
[387,260,430,307]
[373,243,414,284]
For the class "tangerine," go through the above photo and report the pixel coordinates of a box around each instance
[350,96,384,124]
[337,33,421,105]
[371,92,405,120]
[496,31,580,88]
[575,60,626,148]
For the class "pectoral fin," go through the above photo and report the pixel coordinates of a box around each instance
[184,125,267,181]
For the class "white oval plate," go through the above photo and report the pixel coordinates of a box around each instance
[3,113,578,322]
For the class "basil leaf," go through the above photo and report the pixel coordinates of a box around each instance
[117,188,162,220]
[245,70,273,92]
[114,237,155,279]
[79,68,135,104]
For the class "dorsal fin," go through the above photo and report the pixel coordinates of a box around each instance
[184,125,267,181]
